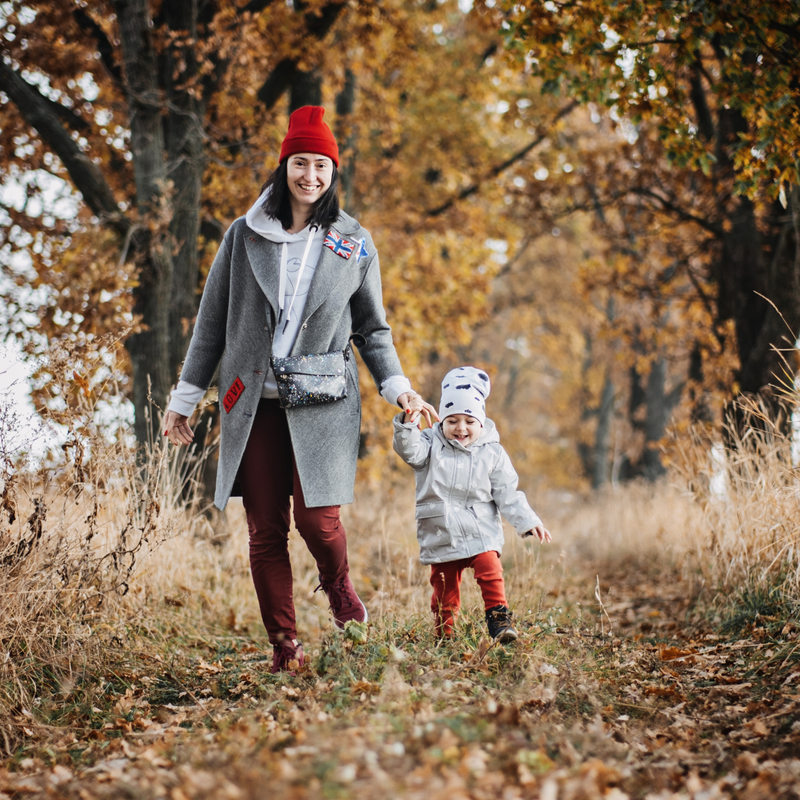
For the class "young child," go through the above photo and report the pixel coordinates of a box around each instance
[393,366,551,642]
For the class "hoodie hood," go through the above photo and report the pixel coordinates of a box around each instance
[245,187,364,237]
[245,189,314,243]
[244,188,322,326]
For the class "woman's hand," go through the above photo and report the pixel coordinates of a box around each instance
[522,526,552,543]
[164,410,195,446]
[398,392,439,428]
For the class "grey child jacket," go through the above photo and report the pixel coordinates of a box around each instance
[180,210,404,510]
[392,414,542,565]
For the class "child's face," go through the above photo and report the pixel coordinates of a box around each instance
[442,414,482,446]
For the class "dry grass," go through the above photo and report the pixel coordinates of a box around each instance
[0,369,216,753]
[668,407,800,628]
[2,354,799,771]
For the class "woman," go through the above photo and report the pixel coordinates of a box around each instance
[164,106,436,672]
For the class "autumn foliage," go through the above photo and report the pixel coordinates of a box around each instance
[1,2,800,794]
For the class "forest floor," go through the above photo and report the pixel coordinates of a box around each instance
[2,507,800,799]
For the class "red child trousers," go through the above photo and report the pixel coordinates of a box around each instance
[237,399,350,646]
[430,550,507,636]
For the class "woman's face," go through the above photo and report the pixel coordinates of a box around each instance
[286,153,333,212]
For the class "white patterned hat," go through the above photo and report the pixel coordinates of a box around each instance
[438,366,491,426]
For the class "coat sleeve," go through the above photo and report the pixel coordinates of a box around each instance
[392,413,433,469]
[178,233,232,390]
[350,247,405,391]
[489,446,543,535]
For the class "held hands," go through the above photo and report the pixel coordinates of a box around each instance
[163,410,195,446]
[522,525,552,544]
[399,391,439,429]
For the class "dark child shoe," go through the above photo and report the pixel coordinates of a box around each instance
[272,638,304,674]
[485,605,519,643]
[315,573,368,630]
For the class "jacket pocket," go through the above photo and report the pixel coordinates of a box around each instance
[416,501,452,549]
[470,502,500,521]
[469,501,501,540]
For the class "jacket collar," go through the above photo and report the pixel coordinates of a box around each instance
[332,209,361,236]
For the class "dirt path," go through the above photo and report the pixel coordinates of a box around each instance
[3,567,799,799]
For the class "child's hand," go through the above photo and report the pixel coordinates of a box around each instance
[401,393,428,426]
[522,525,552,543]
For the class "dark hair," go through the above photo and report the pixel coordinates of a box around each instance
[259,158,340,231]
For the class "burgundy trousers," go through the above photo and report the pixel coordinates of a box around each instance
[430,550,507,636]
[238,399,349,645]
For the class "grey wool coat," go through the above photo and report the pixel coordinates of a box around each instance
[180,210,404,510]
[392,415,542,565]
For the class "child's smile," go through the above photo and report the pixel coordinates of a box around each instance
[442,414,482,447]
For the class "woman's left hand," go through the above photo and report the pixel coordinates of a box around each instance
[398,392,439,428]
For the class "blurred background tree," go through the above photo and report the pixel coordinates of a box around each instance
[1,0,797,493]
[499,0,800,450]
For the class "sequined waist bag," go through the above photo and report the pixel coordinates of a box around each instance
[270,347,349,409]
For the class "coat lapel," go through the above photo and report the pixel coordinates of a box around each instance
[243,232,281,320]
[301,224,358,323]
[243,213,362,330]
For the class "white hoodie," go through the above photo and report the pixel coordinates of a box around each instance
[245,189,325,399]
[168,191,411,416]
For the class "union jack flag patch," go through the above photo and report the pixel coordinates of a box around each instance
[324,231,355,259]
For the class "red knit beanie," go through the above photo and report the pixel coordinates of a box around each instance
[279,106,339,167]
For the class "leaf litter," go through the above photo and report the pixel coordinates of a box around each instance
[3,567,800,799]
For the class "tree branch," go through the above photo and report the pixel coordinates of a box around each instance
[72,9,123,86]
[257,58,299,109]
[255,0,347,110]
[689,61,715,142]
[684,261,725,349]
[424,101,579,218]
[43,92,90,133]
[629,187,723,236]
[239,0,279,14]
[0,59,128,237]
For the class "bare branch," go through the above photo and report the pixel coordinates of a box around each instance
[629,187,723,236]
[0,59,128,237]
[43,93,90,133]
[425,101,579,218]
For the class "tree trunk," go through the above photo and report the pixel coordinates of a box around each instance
[161,0,206,383]
[711,52,800,437]
[113,0,174,445]
[641,358,669,481]
[592,371,615,489]
[577,323,616,489]
[335,68,358,211]
[290,70,323,111]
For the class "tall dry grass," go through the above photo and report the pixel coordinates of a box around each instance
[669,398,800,622]
[532,395,800,626]
[0,354,215,754]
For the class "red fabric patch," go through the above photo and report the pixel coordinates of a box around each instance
[223,376,245,413]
